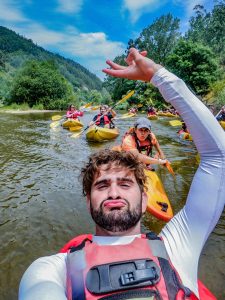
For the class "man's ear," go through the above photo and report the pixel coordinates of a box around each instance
[86,194,91,213]
[142,191,147,213]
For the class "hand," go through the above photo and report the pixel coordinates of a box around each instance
[102,48,162,82]
[158,159,168,165]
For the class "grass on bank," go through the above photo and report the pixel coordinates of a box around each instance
[0,102,45,111]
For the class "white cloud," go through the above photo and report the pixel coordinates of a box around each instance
[0,0,27,22]
[13,23,65,46]
[56,0,83,14]
[123,0,167,22]
[58,31,125,79]
[6,22,125,79]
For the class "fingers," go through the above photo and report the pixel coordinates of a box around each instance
[105,60,126,70]
[140,50,148,57]
[102,68,129,78]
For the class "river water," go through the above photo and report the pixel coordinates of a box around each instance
[0,111,224,299]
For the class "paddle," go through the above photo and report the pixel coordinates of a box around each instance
[71,90,135,139]
[50,114,67,129]
[165,161,175,176]
[52,115,64,121]
[169,120,182,127]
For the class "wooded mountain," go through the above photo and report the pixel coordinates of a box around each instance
[0,26,102,91]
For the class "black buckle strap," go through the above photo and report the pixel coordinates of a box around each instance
[120,267,159,286]
[86,259,160,294]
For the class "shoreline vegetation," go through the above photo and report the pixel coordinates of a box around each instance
[0,109,60,114]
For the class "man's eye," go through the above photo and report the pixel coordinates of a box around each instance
[97,184,108,189]
[120,182,131,187]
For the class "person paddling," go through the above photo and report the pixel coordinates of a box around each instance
[120,116,167,167]
[89,104,116,128]
[66,104,84,120]
[19,48,224,300]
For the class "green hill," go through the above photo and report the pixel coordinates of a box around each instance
[0,26,102,93]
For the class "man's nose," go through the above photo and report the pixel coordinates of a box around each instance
[108,183,120,198]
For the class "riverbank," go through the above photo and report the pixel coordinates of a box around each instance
[0,109,60,114]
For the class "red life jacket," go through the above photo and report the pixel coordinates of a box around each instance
[60,233,201,300]
[95,114,111,126]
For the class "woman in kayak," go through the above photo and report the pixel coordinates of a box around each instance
[89,104,116,128]
[19,48,224,300]
[66,104,84,120]
[120,116,167,167]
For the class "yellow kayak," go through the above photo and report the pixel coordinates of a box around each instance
[145,169,173,222]
[147,114,158,120]
[86,126,119,142]
[219,121,225,130]
[157,112,177,117]
[116,113,136,119]
[62,119,83,130]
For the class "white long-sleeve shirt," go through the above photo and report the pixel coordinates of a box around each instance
[19,69,225,300]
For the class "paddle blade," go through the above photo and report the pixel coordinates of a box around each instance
[165,161,175,176]
[50,121,60,128]
[52,115,63,121]
[117,90,135,106]
[71,131,83,138]
[169,120,182,127]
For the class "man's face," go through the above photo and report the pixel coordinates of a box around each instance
[135,127,150,142]
[100,106,106,114]
[87,165,147,233]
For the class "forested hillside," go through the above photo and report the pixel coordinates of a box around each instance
[104,2,225,111]
[0,26,104,109]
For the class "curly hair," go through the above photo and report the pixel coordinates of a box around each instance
[81,149,146,196]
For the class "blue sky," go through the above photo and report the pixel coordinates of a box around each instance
[0,0,214,80]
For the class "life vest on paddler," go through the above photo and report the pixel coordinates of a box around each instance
[60,233,204,300]
[122,127,156,156]
[95,114,111,126]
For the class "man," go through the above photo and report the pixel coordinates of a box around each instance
[19,49,225,299]
[89,104,116,128]
[121,116,166,165]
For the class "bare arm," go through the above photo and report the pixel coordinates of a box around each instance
[128,149,167,165]
[153,140,165,159]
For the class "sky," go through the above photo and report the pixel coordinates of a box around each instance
[0,0,215,80]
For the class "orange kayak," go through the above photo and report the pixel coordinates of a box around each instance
[144,169,173,222]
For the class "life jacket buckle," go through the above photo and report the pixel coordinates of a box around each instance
[86,259,161,294]
[120,267,159,286]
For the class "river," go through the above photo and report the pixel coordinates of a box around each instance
[0,111,224,299]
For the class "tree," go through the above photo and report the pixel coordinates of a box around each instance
[9,60,75,109]
[166,40,220,95]
[186,2,225,65]
[134,14,180,64]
